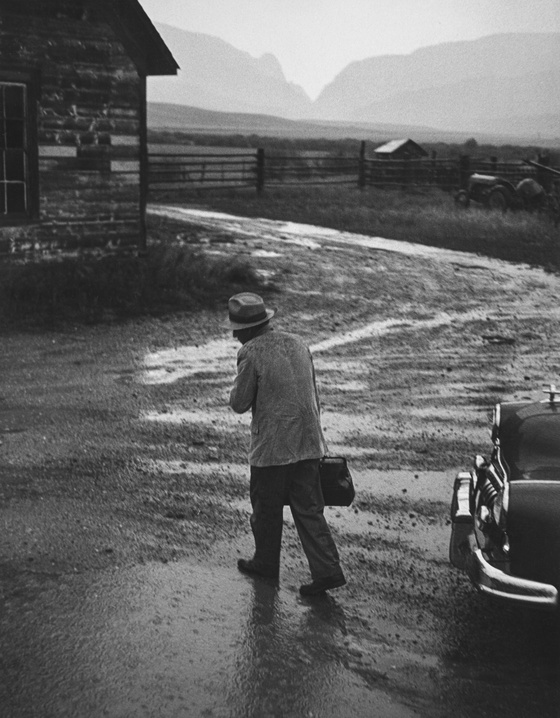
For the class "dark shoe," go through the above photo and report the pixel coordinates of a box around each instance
[237,558,279,579]
[299,573,346,596]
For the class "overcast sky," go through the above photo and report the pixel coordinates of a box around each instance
[138,0,560,98]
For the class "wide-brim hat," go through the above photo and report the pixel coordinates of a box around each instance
[228,292,275,330]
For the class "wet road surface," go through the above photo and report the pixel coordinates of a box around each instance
[1,559,422,718]
[2,210,560,716]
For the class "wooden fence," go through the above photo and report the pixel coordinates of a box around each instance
[148,143,559,198]
[148,150,258,192]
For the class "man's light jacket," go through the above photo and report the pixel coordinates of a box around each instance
[230,328,327,467]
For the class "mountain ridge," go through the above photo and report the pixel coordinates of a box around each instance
[149,23,312,119]
[350,69,560,134]
[148,26,560,141]
[314,32,560,120]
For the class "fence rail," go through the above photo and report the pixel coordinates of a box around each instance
[149,151,257,191]
[148,143,560,198]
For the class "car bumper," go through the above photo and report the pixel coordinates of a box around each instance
[450,472,558,610]
[466,534,558,610]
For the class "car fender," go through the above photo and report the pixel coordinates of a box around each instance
[508,481,560,587]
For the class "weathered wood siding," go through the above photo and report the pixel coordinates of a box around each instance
[0,0,145,255]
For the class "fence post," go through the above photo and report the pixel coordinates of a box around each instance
[256,148,265,194]
[490,156,498,175]
[358,140,366,189]
[459,155,471,189]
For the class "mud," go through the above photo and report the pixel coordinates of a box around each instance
[1,207,560,717]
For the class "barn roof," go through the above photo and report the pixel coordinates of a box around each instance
[105,0,179,76]
[374,138,427,156]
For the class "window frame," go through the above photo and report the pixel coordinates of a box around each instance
[0,68,39,225]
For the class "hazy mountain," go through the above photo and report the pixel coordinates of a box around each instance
[148,28,560,141]
[148,23,312,119]
[313,33,560,140]
[350,70,560,133]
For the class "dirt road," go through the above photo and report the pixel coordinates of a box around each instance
[1,207,560,717]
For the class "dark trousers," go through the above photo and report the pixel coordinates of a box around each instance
[249,459,343,580]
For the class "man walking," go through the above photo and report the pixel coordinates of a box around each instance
[228,292,345,596]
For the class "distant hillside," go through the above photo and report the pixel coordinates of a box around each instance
[350,70,560,138]
[148,23,312,119]
[147,29,560,142]
[147,102,547,146]
[314,33,560,141]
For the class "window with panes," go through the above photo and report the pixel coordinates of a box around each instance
[0,82,28,217]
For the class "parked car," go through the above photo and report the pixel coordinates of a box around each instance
[449,386,560,611]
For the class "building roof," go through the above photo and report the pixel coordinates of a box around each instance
[374,138,427,156]
[105,0,179,76]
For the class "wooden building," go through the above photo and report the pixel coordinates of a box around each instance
[0,0,178,256]
[373,139,428,160]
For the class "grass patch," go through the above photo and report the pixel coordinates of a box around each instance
[0,218,265,327]
[195,184,560,271]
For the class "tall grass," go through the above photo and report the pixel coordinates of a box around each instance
[0,229,264,327]
[199,185,560,271]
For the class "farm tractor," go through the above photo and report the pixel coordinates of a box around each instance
[454,160,560,225]
[454,174,521,211]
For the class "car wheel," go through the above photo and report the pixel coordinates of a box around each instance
[487,187,509,212]
[454,190,470,208]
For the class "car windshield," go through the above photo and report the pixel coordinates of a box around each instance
[501,413,560,480]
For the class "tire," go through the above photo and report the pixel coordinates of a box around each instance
[454,190,470,208]
[487,187,509,212]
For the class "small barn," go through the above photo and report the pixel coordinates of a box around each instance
[0,0,178,256]
[374,139,428,160]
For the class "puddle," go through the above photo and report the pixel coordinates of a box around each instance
[140,310,487,386]
[1,560,420,718]
[251,249,283,258]
[149,206,551,276]
[140,407,393,461]
[142,408,248,430]
[322,380,369,392]
[309,309,485,354]
[139,405,374,444]
[142,338,236,385]
[139,403,427,448]
[139,395,482,465]
[255,268,276,280]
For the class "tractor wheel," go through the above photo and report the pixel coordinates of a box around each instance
[454,190,470,208]
[487,187,509,212]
